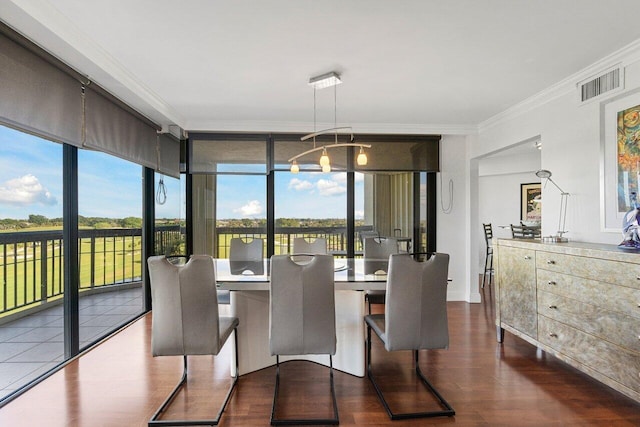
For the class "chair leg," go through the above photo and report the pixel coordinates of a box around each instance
[149,328,239,427]
[366,324,455,420]
[270,355,339,425]
[488,251,494,286]
[482,249,489,289]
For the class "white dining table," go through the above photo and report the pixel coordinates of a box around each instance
[215,258,387,377]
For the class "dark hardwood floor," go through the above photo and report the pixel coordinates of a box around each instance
[0,286,639,426]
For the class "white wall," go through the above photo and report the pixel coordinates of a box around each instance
[477,150,541,269]
[447,41,640,302]
[437,135,470,301]
[469,44,640,254]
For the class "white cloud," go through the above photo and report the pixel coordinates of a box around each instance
[317,179,346,196]
[288,178,314,191]
[234,200,263,216]
[355,173,365,183]
[355,210,364,219]
[331,173,347,183]
[0,174,57,206]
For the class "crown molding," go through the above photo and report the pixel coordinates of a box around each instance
[185,119,477,135]
[478,37,640,133]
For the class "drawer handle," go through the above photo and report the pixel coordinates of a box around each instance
[547,260,556,265]
[547,280,556,285]
[549,305,558,309]
[524,255,531,260]
[549,333,558,338]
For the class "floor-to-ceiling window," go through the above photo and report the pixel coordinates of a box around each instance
[0,125,63,400]
[77,150,144,350]
[154,174,186,257]
[190,134,439,260]
[275,171,347,255]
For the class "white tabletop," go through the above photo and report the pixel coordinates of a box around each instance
[215,257,387,291]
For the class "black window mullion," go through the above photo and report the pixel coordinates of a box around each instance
[63,143,79,359]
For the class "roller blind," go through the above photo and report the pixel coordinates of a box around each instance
[190,134,267,174]
[83,87,158,169]
[353,135,440,172]
[157,133,180,178]
[0,27,83,146]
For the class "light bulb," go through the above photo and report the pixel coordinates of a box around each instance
[356,147,368,166]
[290,161,299,174]
[319,148,330,167]
[322,163,331,173]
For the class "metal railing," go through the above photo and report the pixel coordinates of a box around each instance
[214,225,374,258]
[0,224,386,317]
[0,225,184,317]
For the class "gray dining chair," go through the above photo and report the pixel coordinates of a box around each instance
[269,254,338,425]
[364,253,455,420]
[147,255,239,426]
[292,237,327,254]
[229,237,264,275]
[363,236,399,313]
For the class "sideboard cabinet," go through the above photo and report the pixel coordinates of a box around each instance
[495,239,640,403]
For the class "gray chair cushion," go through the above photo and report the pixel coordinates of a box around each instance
[269,254,336,356]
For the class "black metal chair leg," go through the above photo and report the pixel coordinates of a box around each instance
[270,356,339,425]
[149,327,239,427]
[366,325,455,420]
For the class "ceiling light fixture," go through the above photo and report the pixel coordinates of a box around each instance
[289,71,370,173]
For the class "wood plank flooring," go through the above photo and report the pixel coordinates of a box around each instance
[0,287,639,426]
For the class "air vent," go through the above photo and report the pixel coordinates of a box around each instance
[580,67,622,102]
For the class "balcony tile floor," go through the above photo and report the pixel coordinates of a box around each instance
[0,287,142,400]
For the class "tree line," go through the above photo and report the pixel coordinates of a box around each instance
[1,215,361,231]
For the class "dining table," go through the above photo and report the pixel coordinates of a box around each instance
[215,257,387,377]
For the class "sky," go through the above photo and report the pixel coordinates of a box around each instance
[0,125,364,220]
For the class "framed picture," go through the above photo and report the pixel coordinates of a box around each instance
[602,89,640,231]
[521,183,541,222]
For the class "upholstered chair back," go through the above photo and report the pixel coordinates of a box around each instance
[384,253,450,351]
[269,254,336,356]
[148,255,235,356]
[292,237,327,254]
[363,237,399,274]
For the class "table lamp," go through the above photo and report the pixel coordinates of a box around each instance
[535,169,569,242]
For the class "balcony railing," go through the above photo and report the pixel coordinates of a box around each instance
[0,224,376,319]
[214,225,374,258]
[0,226,184,318]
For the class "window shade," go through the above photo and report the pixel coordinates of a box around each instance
[0,29,83,146]
[190,135,267,174]
[157,133,180,178]
[83,88,158,169]
[353,135,440,172]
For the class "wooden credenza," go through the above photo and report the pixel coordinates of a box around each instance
[495,238,640,403]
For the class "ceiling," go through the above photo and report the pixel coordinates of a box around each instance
[3,0,640,135]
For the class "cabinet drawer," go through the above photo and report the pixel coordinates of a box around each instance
[537,269,640,320]
[538,315,640,393]
[538,290,640,352]
[536,251,640,290]
[497,246,537,339]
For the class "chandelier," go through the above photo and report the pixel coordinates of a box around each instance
[289,72,370,173]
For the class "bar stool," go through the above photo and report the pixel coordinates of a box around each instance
[482,223,493,288]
